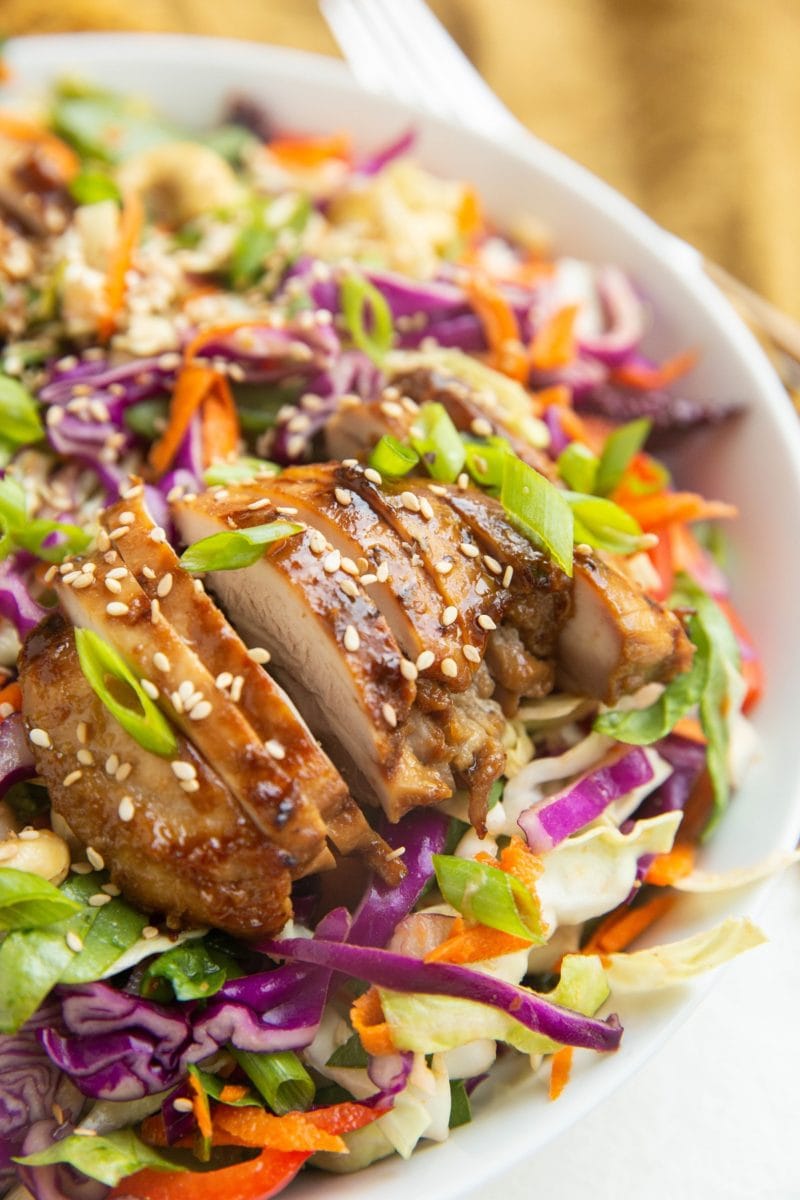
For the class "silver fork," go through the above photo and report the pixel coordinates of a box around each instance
[319,0,800,386]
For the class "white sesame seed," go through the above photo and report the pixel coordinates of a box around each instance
[153,652,171,673]
[118,796,135,822]
[84,847,104,872]
[401,491,421,513]
[360,573,377,586]
[216,671,233,690]
[178,681,194,703]
[96,530,111,552]
[150,598,161,623]
[380,400,403,418]
[340,577,359,599]
[0,703,12,720]
[230,676,244,703]
[77,748,94,766]
[72,575,95,590]
[173,1098,194,1113]
[103,550,118,564]
[470,417,493,438]
[419,496,434,521]
[265,738,286,760]
[334,487,352,507]
[157,573,174,598]
[70,862,93,874]
[120,483,144,500]
[105,754,119,776]
[376,561,390,583]
[142,925,159,939]
[109,526,129,542]
[43,564,59,584]
[106,601,130,617]
[104,576,123,594]
[416,650,435,671]
[140,678,159,700]
[323,549,341,573]
[276,505,299,517]
[483,555,502,576]
[115,762,132,782]
[344,625,360,652]
[247,647,271,664]
[400,658,419,682]
[463,644,482,664]
[102,882,121,896]
[429,483,447,496]
[460,543,480,559]
[435,559,454,576]
[88,893,112,907]
[442,606,458,627]
[502,565,514,588]
[59,562,75,576]
[384,844,406,861]
[477,614,497,631]
[66,931,84,953]
[247,497,272,511]
[441,657,458,678]
[457,473,469,491]
[63,769,83,787]
[180,779,200,793]
[364,467,382,486]
[73,1128,98,1138]
[309,531,326,555]
[476,578,490,596]
[382,702,398,728]
[193,580,204,594]
[171,760,197,781]
[340,556,359,576]
[18,827,40,841]
[118,510,135,525]
[189,700,213,721]
[149,526,167,544]
[29,728,52,749]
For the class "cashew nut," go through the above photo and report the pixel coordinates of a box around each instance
[0,827,70,885]
[117,141,243,226]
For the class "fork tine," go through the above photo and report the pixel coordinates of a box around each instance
[319,0,400,97]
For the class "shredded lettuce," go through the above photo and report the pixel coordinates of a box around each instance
[14,1128,183,1186]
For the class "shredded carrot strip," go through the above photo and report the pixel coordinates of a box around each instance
[188,1071,213,1144]
[671,716,707,744]
[0,682,22,716]
[464,273,529,381]
[644,844,697,887]
[212,1108,346,1153]
[98,190,144,342]
[351,987,398,1057]
[149,363,216,475]
[548,1046,574,1101]
[267,131,352,169]
[200,372,239,466]
[0,111,79,182]
[614,490,738,531]
[183,320,272,364]
[425,919,532,965]
[582,894,674,956]
[612,349,698,391]
[456,185,483,239]
[529,304,579,371]
[535,384,572,408]
[218,1084,249,1103]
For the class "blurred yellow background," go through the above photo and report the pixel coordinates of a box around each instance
[3,0,799,317]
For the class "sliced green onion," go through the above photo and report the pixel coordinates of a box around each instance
[74,628,178,758]
[13,1130,183,1187]
[230,1048,315,1115]
[432,853,546,943]
[500,453,574,577]
[0,868,81,931]
[340,272,394,364]
[557,441,598,494]
[594,417,652,496]
[0,375,44,447]
[449,1079,472,1128]
[124,397,169,439]
[190,1065,261,1107]
[230,200,278,290]
[180,520,303,573]
[463,437,509,490]
[326,1031,370,1069]
[0,475,91,564]
[68,169,121,206]
[368,435,420,478]
[410,402,466,483]
[565,492,649,556]
[203,457,281,486]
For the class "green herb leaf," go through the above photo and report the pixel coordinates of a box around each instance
[68,169,121,205]
[0,475,91,564]
[593,648,703,743]
[203,457,281,486]
[594,417,652,496]
[368,435,420,478]
[0,375,44,447]
[565,492,648,556]
[230,1048,315,1115]
[410,403,466,483]
[52,92,179,163]
[326,1031,370,1069]
[432,853,546,943]
[59,872,148,985]
[557,441,598,494]
[340,273,394,364]
[500,453,574,577]
[14,1129,184,1186]
[0,908,96,1033]
[231,210,277,291]
[448,1079,472,1128]
[140,939,238,1001]
[180,520,303,573]
[0,867,81,931]
[190,1065,261,1107]
[75,628,178,758]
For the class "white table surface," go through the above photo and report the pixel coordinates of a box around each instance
[471,866,800,1200]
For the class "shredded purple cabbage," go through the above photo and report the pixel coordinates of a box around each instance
[0,1003,65,1193]
[0,557,47,637]
[0,711,37,798]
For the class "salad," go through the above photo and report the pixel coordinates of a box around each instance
[0,75,775,1200]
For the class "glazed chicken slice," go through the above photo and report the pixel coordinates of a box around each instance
[53,547,330,872]
[174,489,456,821]
[100,488,398,880]
[21,615,293,937]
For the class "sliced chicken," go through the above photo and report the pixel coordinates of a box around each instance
[557,545,694,704]
[173,488,456,821]
[100,488,397,880]
[20,615,292,937]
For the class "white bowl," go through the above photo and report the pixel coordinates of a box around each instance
[6,32,800,1200]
